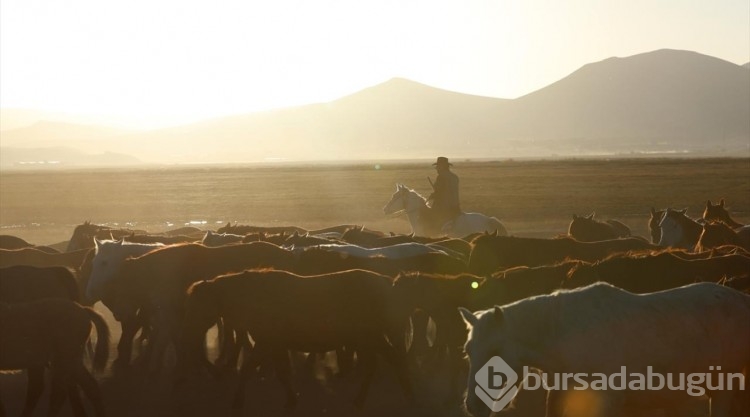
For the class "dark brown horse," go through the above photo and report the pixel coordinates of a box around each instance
[568,212,631,242]
[468,233,657,275]
[703,199,745,228]
[470,261,580,310]
[0,265,81,304]
[105,242,296,371]
[0,299,109,417]
[294,247,468,276]
[181,269,412,411]
[564,251,750,293]
[696,221,750,252]
[0,247,91,271]
[0,234,34,250]
[66,221,147,252]
[389,272,482,403]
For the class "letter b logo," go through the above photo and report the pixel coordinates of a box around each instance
[475,356,520,412]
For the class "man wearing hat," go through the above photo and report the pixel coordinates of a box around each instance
[427,156,461,234]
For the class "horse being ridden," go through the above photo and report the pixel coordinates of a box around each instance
[383,184,507,238]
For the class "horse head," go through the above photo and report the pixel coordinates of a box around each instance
[459,306,524,417]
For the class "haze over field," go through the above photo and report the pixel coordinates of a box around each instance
[1,1,748,167]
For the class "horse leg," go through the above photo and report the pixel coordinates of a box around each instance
[336,346,354,377]
[46,368,68,417]
[370,336,414,405]
[19,367,44,417]
[231,343,267,410]
[114,315,140,368]
[66,384,85,417]
[545,389,566,417]
[271,349,298,410]
[353,350,377,409]
[73,363,105,417]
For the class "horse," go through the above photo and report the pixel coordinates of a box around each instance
[658,208,703,250]
[383,184,508,238]
[459,282,750,417]
[66,221,147,252]
[703,199,745,228]
[201,230,244,247]
[307,242,450,259]
[0,234,34,250]
[81,238,164,366]
[649,207,666,244]
[181,269,413,411]
[467,233,657,275]
[564,251,750,293]
[696,222,750,252]
[105,242,296,372]
[470,262,580,310]
[568,212,631,242]
[294,247,468,277]
[0,299,110,417]
[389,272,483,403]
[0,247,91,271]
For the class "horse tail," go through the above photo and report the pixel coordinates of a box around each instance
[84,306,110,372]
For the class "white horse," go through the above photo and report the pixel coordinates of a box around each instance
[658,208,703,250]
[459,282,750,417]
[86,238,163,303]
[383,183,507,238]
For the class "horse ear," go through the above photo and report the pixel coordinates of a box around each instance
[586,212,595,220]
[493,306,505,325]
[650,207,656,216]
[491,230,498,237]
[719,199,725,207]
[706,200,712,208]
[458,307,478,328]
[94,238,102,248]
[225,222,231,228]
[679,208,688,214]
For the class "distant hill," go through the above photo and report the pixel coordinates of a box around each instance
[0,146,140,168]
[1,49,748,165]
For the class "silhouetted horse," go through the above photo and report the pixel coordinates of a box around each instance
[696,221,750,252]
[294,247,468,276]
[468,233,656,275]
[703,199,745,228]
[105,242,296,372]
[181,269,413,411]
[389,272,483,403]
[564,251,750,293]
[0,247,90,271]
[0,265,81,303]
[66,221,147,252]
[470,262,580,309]
[0,299,109,417]
[568,212,631,242]
[0,235,34,250]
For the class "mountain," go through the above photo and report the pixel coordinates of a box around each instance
[500,49,750,153]
[1,49,748,165]
[0,121,130,151]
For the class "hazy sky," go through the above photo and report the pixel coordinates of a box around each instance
[2,0,748,128]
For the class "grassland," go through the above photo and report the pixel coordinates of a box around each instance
[1,158,748,245]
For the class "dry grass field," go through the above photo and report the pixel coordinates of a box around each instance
[0,157,748,417]
[2,158,749,245]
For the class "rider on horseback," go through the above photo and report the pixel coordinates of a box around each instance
[427,157,461,234]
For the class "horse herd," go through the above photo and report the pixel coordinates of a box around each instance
[0,198,749,417]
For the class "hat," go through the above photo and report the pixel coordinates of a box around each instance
[432,156,453,166]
